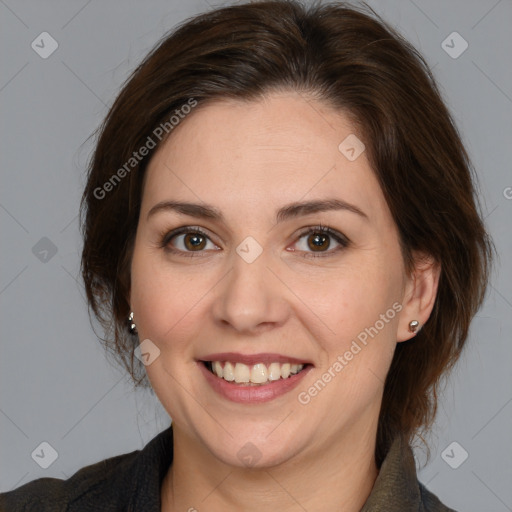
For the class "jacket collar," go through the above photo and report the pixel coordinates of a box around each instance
[127,425,427,511]
[360,433,423,511]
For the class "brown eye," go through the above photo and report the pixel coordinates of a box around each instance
[292,225,350,258]
[307,232,331,252]
[183,233,207,251]
[162,227,218,255]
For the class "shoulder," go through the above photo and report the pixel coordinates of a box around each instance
[419,481,458,512]
[0,425,174,512]
[0,449,139,512]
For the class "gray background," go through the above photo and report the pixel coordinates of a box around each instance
[1,0,511,510]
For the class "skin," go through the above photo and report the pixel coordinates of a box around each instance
[129,91,440,512]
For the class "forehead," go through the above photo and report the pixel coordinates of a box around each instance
[142,92,388,225]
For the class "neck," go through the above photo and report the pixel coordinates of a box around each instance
[161,421,379,512]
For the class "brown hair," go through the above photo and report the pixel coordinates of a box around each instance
[80,0,494,466]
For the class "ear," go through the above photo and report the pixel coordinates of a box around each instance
[397,252,441,342]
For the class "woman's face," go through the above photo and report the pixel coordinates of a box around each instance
[130,91,417,468]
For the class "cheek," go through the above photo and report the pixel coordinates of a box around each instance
[129,246,204,350]
[295,256,400,330]
[299,272,401,411]
[292,256,402,374]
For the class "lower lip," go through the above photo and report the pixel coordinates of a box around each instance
[198,361,313,403]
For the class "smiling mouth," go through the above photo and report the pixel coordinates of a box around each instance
[202,360,311,386]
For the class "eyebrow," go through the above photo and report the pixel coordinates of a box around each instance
[147,198,368,223]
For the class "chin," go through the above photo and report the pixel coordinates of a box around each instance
[200,426,308,470]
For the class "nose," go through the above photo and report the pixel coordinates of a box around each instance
[211,247,290,334]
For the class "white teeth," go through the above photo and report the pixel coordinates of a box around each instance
[223,361,235,381]
[268,362,281,381]
[281,363,291,379]
[250,363,268,384]
[234,362,250,383]
[208,361,305,384]
[213,361,223,378]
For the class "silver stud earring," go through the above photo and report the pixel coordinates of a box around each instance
[408,320,420,333]
[128,311,137,334]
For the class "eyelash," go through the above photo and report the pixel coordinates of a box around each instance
[159,224,350,259]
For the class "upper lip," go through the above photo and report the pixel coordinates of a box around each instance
[198,352,313,366]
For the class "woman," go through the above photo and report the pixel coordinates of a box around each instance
[0,1,493,510]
